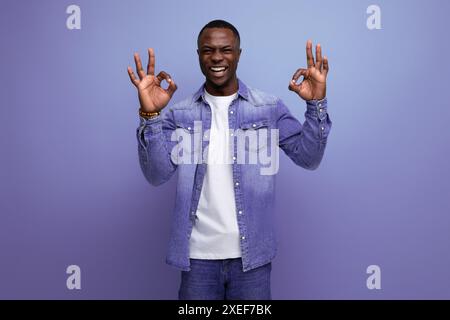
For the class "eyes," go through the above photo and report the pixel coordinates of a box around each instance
[201,48,233,55]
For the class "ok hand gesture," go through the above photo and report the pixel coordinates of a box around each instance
[289,40,329,101]
[127,48,177,113]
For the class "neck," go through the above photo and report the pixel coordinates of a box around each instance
[205,76,238,96]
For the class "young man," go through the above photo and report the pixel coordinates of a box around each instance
[127,20,332,300]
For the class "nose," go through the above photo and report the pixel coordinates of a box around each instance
[211,50,223,63]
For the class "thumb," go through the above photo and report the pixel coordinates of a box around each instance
[166,78,178,97]
[288,79,301,94]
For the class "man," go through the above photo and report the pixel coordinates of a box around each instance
[127,20,331,300]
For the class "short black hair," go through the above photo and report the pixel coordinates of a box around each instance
[197,19,240,48]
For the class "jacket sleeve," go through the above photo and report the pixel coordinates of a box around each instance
[276,98,332,170]
[136,108,178,186]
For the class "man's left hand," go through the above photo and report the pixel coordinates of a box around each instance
[289,40,329,101]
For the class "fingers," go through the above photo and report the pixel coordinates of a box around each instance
[315,44,322,71]
[147,48,155,76]
[306,40,314,68]
[292,68,309,82]
[323,56,329,76]
[289,68,308,92]
[127,66,139,87]
[156,71,178,97]
[129,49,178,96]
[307,40,328,75]
[156,70,171,83]
[134,53,146,80]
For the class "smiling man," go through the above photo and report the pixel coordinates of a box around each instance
[127,20,332,300]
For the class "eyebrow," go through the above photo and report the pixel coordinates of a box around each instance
[200,45,233,49]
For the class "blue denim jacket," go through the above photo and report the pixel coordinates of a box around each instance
[136,79,332,272]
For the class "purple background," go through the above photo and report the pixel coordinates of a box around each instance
[1,0,449,299]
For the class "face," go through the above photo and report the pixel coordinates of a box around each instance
[197,28,241,95]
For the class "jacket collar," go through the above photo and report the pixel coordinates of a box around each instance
[193,78,249,103]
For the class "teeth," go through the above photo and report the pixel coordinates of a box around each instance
[211,67,226,72]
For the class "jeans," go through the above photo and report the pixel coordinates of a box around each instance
[178,258,272,300]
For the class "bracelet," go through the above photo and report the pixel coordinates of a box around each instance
[139,109,161,119]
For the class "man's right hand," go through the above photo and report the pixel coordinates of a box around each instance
[127,48,177,113]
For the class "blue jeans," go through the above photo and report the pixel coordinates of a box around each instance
[178,258,272,300]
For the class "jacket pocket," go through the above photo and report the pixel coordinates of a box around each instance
[237,119,270,152]
[172,119,202,164]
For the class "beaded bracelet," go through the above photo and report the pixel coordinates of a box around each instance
[139,109,161,119]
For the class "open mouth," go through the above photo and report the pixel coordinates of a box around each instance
[209,66,228,77]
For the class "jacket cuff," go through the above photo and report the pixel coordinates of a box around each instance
[306,97,328,121]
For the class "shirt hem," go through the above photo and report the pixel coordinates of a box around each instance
[189,252,242,260]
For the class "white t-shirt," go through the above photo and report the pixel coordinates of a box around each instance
[188,90,242,259]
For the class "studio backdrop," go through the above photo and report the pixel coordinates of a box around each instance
[1,0,449,299]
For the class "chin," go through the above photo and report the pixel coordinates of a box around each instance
[208,77,229,88]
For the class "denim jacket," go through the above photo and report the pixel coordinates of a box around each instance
[136,79,332,272]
